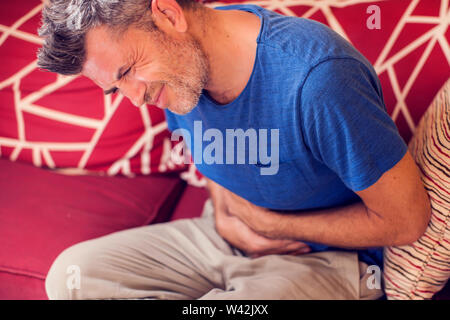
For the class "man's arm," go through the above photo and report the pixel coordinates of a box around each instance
[225,151,431,248]
[207,178,312,257]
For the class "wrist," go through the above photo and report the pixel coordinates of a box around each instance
[250,207,288,239]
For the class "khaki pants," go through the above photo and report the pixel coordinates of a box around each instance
[45,199,384,300]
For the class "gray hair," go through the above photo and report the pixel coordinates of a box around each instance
[37,0,200,75]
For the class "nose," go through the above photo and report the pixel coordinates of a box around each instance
[119,80,146,107]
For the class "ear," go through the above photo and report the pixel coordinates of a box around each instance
[151,0,188,33]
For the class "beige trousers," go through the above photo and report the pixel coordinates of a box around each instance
[45,199,384,300]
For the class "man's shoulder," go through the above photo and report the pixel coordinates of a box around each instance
[249,5,367,69]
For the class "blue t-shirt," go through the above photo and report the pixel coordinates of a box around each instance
[165,4,408,267]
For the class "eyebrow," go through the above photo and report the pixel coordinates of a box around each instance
[103,65,129,95]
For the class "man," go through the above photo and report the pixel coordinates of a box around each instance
[39,0,431,300]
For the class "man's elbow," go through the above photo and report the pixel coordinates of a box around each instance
[392,199,432,246]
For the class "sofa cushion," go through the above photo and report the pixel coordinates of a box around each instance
[0,273,48,300]
[170,184,210,221]
[0,0,185,176]
[384,79,450,299]
[0,158,185,299]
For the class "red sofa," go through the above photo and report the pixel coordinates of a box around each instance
[0,158,209,299]
[1,0,449,299]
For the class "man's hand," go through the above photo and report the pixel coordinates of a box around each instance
[207,179,310,258]
[211,151,431,249]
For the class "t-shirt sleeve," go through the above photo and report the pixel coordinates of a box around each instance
[164,109,180,132]
[300,58,408,191]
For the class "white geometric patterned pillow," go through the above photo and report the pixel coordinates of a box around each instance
[384,79,450,300]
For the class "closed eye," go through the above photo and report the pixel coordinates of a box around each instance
[122,67,131,78]
[104,65,133,95]
[104,87,118,95]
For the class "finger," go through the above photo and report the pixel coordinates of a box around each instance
[249,241,309,257]
[251,240,311,257]
[250,238,299,252]
[217,213,309,257]
[250,245,311,258]
[287,246,312,255]
[260,239,310,254]
[286,241,311,252]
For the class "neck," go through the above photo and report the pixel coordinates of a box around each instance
[187,7,261,105]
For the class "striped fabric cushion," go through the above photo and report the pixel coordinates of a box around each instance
[384,79,450,300]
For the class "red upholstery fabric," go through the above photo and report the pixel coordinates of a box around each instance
[0,158,185,299]
[0,0,449,300]
[170,185,210,221]
[0,273,47,300]
[0,0,184,176]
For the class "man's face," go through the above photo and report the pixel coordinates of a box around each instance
[82,25,209,115]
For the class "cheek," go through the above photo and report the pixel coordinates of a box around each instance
[135,68,175,86]
[164,85,176,102]
[134,70,157,83]
[134,59,169,83]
